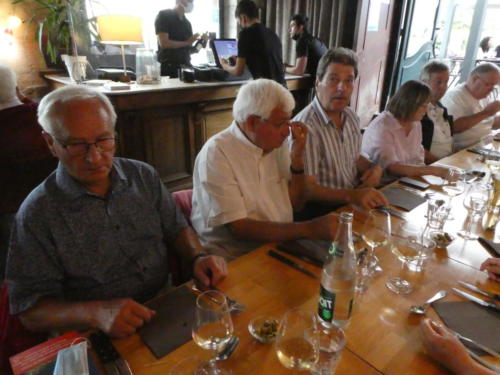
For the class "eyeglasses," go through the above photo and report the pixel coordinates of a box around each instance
[55,136,116,156]
[477,75,499,90]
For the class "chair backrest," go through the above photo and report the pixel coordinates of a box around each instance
[172,189,193,225]
[0,282,46,374]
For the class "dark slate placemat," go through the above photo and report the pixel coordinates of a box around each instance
[433,301,500,353]
[478,237,500,257]
[138,285,197,358]
[277,239,330,267]
[383,186,427,211]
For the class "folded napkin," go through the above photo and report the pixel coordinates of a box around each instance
[433,301,500,353]
[421,175,445,186]
[382,186,427,212]
[277,239,330,267]
[478,237,500,257]
[138,285,197,358]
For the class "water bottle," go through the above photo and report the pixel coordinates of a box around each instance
[317,212,356,328]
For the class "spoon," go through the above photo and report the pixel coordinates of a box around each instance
[214,336,239,361]
[409,290,447,314]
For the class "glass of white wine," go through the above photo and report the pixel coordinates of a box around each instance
[386,223,422,294]
[361,209,391,275]
[192,290,234,375]
[275,309,319,371]
[442,168,465,220]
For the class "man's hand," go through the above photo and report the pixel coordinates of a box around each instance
[94,299,156,339]
[420,319,475,375]
[308,213,338,240]
[290,121,308,170]
[480,258,500,281]
[193,255,228,288]
[348,188,388,210]
[187,32,200,45]
[219,57,230,69]
[483,100,500,117]
[359,165,383,188]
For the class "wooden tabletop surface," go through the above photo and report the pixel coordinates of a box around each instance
[113,147,500,374]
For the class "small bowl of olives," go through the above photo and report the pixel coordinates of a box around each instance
[248,315,279,343]
[431,232,454,248]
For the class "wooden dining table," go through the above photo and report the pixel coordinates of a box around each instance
[113,147,500,375]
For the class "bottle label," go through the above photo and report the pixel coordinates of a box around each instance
[318,285,335,323]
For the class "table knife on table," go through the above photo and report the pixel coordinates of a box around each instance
[268,250,318,279]
[458,281,500,301]
[452,288,500,312]
[89,331,133,375]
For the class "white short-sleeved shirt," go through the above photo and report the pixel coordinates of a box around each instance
[427,102,453,159]
[191,122,293,259]
[441,83,494,150]
[361,111,425,183]
[293,97,362,189]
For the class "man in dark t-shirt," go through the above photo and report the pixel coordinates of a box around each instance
[155,0,200,78]
[219,0,285,86]
[286,14,327,77]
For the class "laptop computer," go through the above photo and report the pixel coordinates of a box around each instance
[210,39,251,81]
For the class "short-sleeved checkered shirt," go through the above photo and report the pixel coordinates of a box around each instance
[293,97,362,189]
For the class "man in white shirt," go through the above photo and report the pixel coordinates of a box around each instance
[441,63,500,150]
[191,79,338,259]
[419,60,454,163]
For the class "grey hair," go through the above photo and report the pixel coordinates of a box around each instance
[0,64,18,103]
[470,62,499,77]
[420,60,449,82]
[38,85,117,137]
[233,79,295,124]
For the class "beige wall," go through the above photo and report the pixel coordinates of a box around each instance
[0,0,47,95]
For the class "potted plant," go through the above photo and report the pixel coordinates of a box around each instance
[12,0,97,67]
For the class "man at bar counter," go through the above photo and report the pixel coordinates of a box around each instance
[292,47,387,219]
[191,78,339,260]
[441,62,500,150]
[6,86,227,339]
[155,0,205,78]
[219,0,286,85]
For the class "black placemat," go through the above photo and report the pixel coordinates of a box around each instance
[277,239,330,267]
[478,237,500,257]
[138,285,197,358]
[433,301,500,353]
[383,186,427,211]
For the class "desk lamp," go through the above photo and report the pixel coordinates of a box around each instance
[97,15,143,82]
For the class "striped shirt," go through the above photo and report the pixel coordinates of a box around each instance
[293,97,362,189]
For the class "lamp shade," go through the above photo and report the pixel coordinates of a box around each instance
[97,15,143,45]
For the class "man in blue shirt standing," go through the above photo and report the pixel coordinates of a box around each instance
[6,85,227,339]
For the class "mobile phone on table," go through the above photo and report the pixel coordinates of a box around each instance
[398,177,429,190]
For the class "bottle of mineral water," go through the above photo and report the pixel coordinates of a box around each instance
[317,212,356,328]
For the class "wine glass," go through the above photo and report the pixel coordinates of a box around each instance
[441,168,465,220]
[386,223,422,294]
[275,309,319,371]
[458,184,489,240]
[361,209,391,275]
[192,290,234,375]
[169,356,209,375]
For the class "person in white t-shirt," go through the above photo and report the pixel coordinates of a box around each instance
[191,79,339,259]
[419,60,455,163]
[441,63,500,150]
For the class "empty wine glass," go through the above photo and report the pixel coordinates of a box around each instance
[442,168,465,220]
[275,309,319,371]
[386,222,422,294]
[458,184,489,240]
[361,209,391,275]
[192,290,234,375]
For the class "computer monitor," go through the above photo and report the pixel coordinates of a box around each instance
[211,39,238,68]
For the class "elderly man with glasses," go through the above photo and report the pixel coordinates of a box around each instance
[441,62,500,150]
[6,85,227,339]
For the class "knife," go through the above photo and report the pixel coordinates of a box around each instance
[268,250,318,279]
[89,331,133,375]
[452,288,500,313]
[458,281,500,301]
[449,328,500,360]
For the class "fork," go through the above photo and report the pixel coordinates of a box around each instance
[191,284,245,312]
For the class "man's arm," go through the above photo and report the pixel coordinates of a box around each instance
[19,297,155,339]
[424,149,439,164]
[157,32,198,49]
[219,57,246,76]
[453,101,500,133]
[288,122,308,210]
[227,214,338,243]
[356,155,383,188]
[386,163,449,179]
[285,56,307,75]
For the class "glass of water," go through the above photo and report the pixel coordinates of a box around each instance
[312,326,346,375]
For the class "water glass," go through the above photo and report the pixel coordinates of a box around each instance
[426,194,449,231]
[355,251,370,293]
[407,237,436,272]
[312,326,346,375]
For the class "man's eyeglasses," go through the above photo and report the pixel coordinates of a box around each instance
[55,137,116,156]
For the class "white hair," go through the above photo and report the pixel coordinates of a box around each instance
[233,79,295,124]
[0,64,17,104]
[38,85,117,137]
